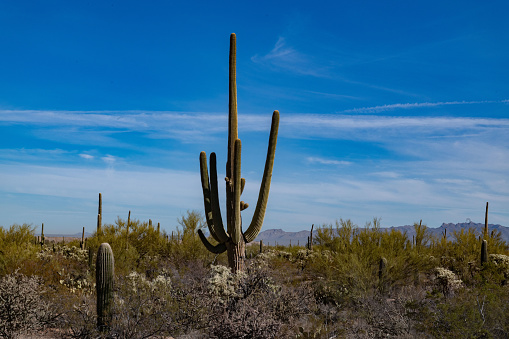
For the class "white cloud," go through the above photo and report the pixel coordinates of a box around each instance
[342,100,503,114]
[79,154,94,160]
[306,157,351,166]
[251,37,330,77]
[101,155,116,164]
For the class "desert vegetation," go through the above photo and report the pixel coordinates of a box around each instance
[1,214,509,338]
[1,35,508,339]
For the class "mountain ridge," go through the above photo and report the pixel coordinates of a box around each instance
[254,222,509,246]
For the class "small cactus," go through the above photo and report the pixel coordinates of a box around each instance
[481,239,488,265]
[96,243,114,331]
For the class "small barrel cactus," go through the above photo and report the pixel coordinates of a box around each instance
[96,243,114,331]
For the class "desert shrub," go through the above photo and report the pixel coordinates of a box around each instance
[205,262,315,339]
[0,271,58,338]
[0,224,38,275]
[420,283,509,338]
[61,270,176,339]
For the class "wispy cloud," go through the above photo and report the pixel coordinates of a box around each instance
[79,154,94,160]
[101,155,116,165]
[306,157,351,166]
[343,100,504,114]
[2,109,509,147]
[251,37,330,77]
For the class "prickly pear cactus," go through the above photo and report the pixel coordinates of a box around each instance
[96,242,114,330]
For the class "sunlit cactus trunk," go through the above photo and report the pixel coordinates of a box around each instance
[197,33,279,272]
[96,243,114,331]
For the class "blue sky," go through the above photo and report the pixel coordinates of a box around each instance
[0,1,508,235]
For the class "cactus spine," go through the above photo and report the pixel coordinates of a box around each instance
[198,33,279,272]
[96,243,114,331]
[481,239,488,265]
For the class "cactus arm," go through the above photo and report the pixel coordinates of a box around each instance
[200,151,220,242]
[198,229,227,254]
[240,177,248,211]
[243,110,279,243]
[209,153,230,243]
[231,139,242,244]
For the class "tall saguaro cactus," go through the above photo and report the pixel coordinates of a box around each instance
[484,201,489,239]
[40,223,45,246]
[96,243,114,331]
[97,193,102,234]
[198,33,279,272]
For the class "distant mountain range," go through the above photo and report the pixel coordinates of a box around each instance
[45,232,93,238]
[254,222,509,246]
[43,222,509,246]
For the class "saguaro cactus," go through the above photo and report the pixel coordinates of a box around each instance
[198,33,279,272]
[80,226,85,250]
[379,257,387,281]
[96,243,114,331]
[307,224,314,250]
[484,202,489,239]
[97,193,102,234]
[127,210,131,250]
[481,239,488,265]
[40,223,45,246]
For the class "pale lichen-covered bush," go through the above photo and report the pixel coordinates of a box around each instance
[490,253,509,266]
[0,271,57,338]
[208,265,246,301]
[490,253,509,280]
[125,270,171,293]
[58,268,94,295]
[37,244,88,262]
[434,267,463,296]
